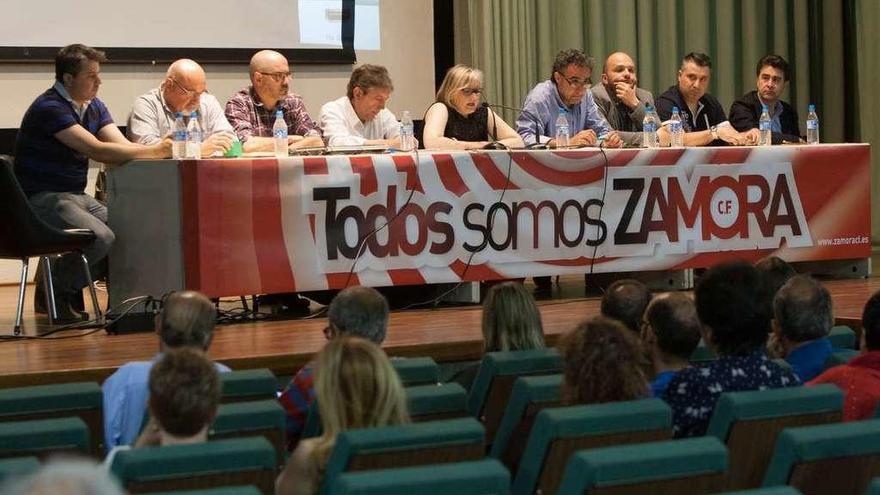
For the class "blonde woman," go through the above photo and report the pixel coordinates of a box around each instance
[423,64,524,150]
[276,336,409,495]
[449,282,545,391]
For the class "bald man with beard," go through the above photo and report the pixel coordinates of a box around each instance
[225,49,323,153]
[128,58,234,156]
[590,52,655,147]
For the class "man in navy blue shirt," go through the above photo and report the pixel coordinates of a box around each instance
[655,52,758,147]
[771,275,835,382]
[14,44,171,321]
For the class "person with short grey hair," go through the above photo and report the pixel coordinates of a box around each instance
[279,286,390,452]
[1,458,125,495]
[516,48,622,148]
[102,290,229,450]
[326,286,389,344]
[772,275,835,381]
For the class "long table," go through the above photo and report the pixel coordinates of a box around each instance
[106,145,871,306]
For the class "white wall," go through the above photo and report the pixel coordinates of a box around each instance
[0,0,435,284]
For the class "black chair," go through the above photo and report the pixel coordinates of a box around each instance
[0,155,102,334]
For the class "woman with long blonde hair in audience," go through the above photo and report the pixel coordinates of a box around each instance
[276,336,409,495]
[423,64,523,150]
[449,281,545,391]
[559,316,650,404]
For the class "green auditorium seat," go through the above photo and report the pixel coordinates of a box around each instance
[556,436,728,495]
[706,385,843,491]
[219,369,278,403]
[512,398,672,495]
[866,478,880,495]
[691,341,717,363]
[824,349,860,369]
[303,383,470,439]
[322,417,486,492]
[143,486,262,495]
[0,456,39,482]
[209,399,286,465]
[109,436,275,494]
[715,488,803,495]
[762,419,880,495]
[326,458,511,495]
[829,325,857,350]
[0,381,102,455]
[490,374,562,471]
[392,357,441,385]
[467,348,562,443]
[0,417,89,459]
[405,383,468,420]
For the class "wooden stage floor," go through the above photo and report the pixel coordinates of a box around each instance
[0,273,878,388]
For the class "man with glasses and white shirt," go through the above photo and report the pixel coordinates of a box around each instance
[127,59,234,156]
[225,49,323,153]
[516,49,622,149]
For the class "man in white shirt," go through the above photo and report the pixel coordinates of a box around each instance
[127,58,234,156]
[320,64,410,147]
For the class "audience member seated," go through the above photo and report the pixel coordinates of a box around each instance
[127,58,234,156]
[1,458,125,495]
[224,49,324,153]
[15,44,171,322]
[663,261,799,437]
[600,279,652,334]
[809,289,880,420]
[755,255,797,304]
[320,64,408,148]
[559,316,649,405]
[105,347,221,464]
[275,336,409,495]
[279,286,389,452]
[770,275,835,381]
[423,64,523,150]
[729,54,802,144]
[103,290,228,449]
[641,293,702,397]
[655,52,757,146]
[448,282,546,392]
[516,48,622,148]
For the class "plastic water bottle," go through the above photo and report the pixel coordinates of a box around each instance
[642,104,657,148]
[670,107,684,147]
[172,112,186,159]
[399,110,414,151]
[806,104,820,144]
[273,110,288,157]
[555,109,570,148]
[759,104,772,146]
[185,111,202,159]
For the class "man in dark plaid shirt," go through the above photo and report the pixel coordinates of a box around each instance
[225,49,323,153]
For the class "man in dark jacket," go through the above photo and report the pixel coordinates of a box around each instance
[729,54,802,144]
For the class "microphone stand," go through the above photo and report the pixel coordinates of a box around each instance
[484,101,548,149]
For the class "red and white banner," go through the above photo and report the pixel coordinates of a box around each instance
[179,145,870,296]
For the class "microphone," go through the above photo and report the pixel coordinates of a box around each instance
[484,101,548,149]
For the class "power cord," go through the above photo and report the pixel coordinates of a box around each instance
[586,140,611,295]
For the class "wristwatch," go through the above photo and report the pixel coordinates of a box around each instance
[710,125,719,141]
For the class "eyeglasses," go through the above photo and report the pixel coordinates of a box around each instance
[557,72,591,89]
[259,71,292,82]
[169,78,207,98]
[460,87,483,96]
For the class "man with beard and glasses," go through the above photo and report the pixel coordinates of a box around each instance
[590,52,655,147]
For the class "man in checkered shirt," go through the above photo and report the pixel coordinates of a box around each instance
[224,49,323,153]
